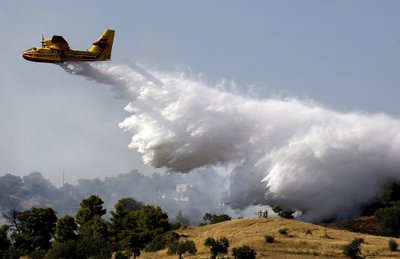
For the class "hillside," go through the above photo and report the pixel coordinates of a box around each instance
[141,217,400,258]
[322,216,394,237]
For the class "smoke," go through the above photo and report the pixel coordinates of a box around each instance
[60,62,400,222]
[0,170,233,225]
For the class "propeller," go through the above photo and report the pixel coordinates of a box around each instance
[41,34,45,48]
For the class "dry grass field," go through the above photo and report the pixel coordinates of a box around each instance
[140,217,400,258]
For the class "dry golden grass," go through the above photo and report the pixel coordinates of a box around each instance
[140,217,400,258]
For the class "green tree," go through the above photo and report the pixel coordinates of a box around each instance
[75,195,110,258]
[0,225,11,257]
[145,231,180,252]
[167,240,197,259]
[114,197,144,213]
[47,215,78,259]
[136,205,171,243]
[116,209,144,258]
[117,205,171,258]
[75,195,109,242]
[203,213,231,225]
[54,215,78,243]
[375,204,400,235]
[76,235,111,259]
[76,195,106,226]
[120,231,144,258]
[14,207,57,253]
[78,215,109,245]
[204,237,229,259]
[145,234,165,252]
[232,245,257,259]
[45,240,78,259]
[110,197,143,249]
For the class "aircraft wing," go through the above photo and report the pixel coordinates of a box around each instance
[50,35,70,51]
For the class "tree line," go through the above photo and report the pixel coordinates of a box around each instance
[0,170,226,225]
[0,195,175,258]
[0,193,257,259]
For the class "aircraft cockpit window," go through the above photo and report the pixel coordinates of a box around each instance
[24,47,37,52]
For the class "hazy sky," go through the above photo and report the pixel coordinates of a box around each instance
[0,1,399,185]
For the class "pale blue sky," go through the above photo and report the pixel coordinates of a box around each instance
[0,1,399,184]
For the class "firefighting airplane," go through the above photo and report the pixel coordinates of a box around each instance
[22,29,115,63]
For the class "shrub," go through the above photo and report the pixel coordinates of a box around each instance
[163,232,180,246]
[204,237,229,259]
[45,240,77,259]
[375,204,400,235]
[114,251,129,259]
[353,237,364,244]
[305,229,313,235]
[167,240,197,259]
[145,234,165,252]
[170,222,182,230]
[182,240,197,255]
[232,245,257,259]
[389,239,398,251]
[265,235,274,243]
[272,206,294,219]
[278,228,288,235]
[343,238,363,259]
[145,232,180,252]
[75,236,111,259]
[203,213,232,225]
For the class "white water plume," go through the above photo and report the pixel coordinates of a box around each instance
[61,62,400,222]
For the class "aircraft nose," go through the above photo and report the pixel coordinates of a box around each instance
[22,52,33,61]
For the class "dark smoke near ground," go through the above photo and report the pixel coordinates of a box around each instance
[57,62,400,222]
[0,169,242,224]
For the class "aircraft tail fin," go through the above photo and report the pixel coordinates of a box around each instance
[90,29,115,60]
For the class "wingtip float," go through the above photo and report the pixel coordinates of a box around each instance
[22,29,115,63]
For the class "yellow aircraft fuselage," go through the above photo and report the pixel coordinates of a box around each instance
[22,29,115,63]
